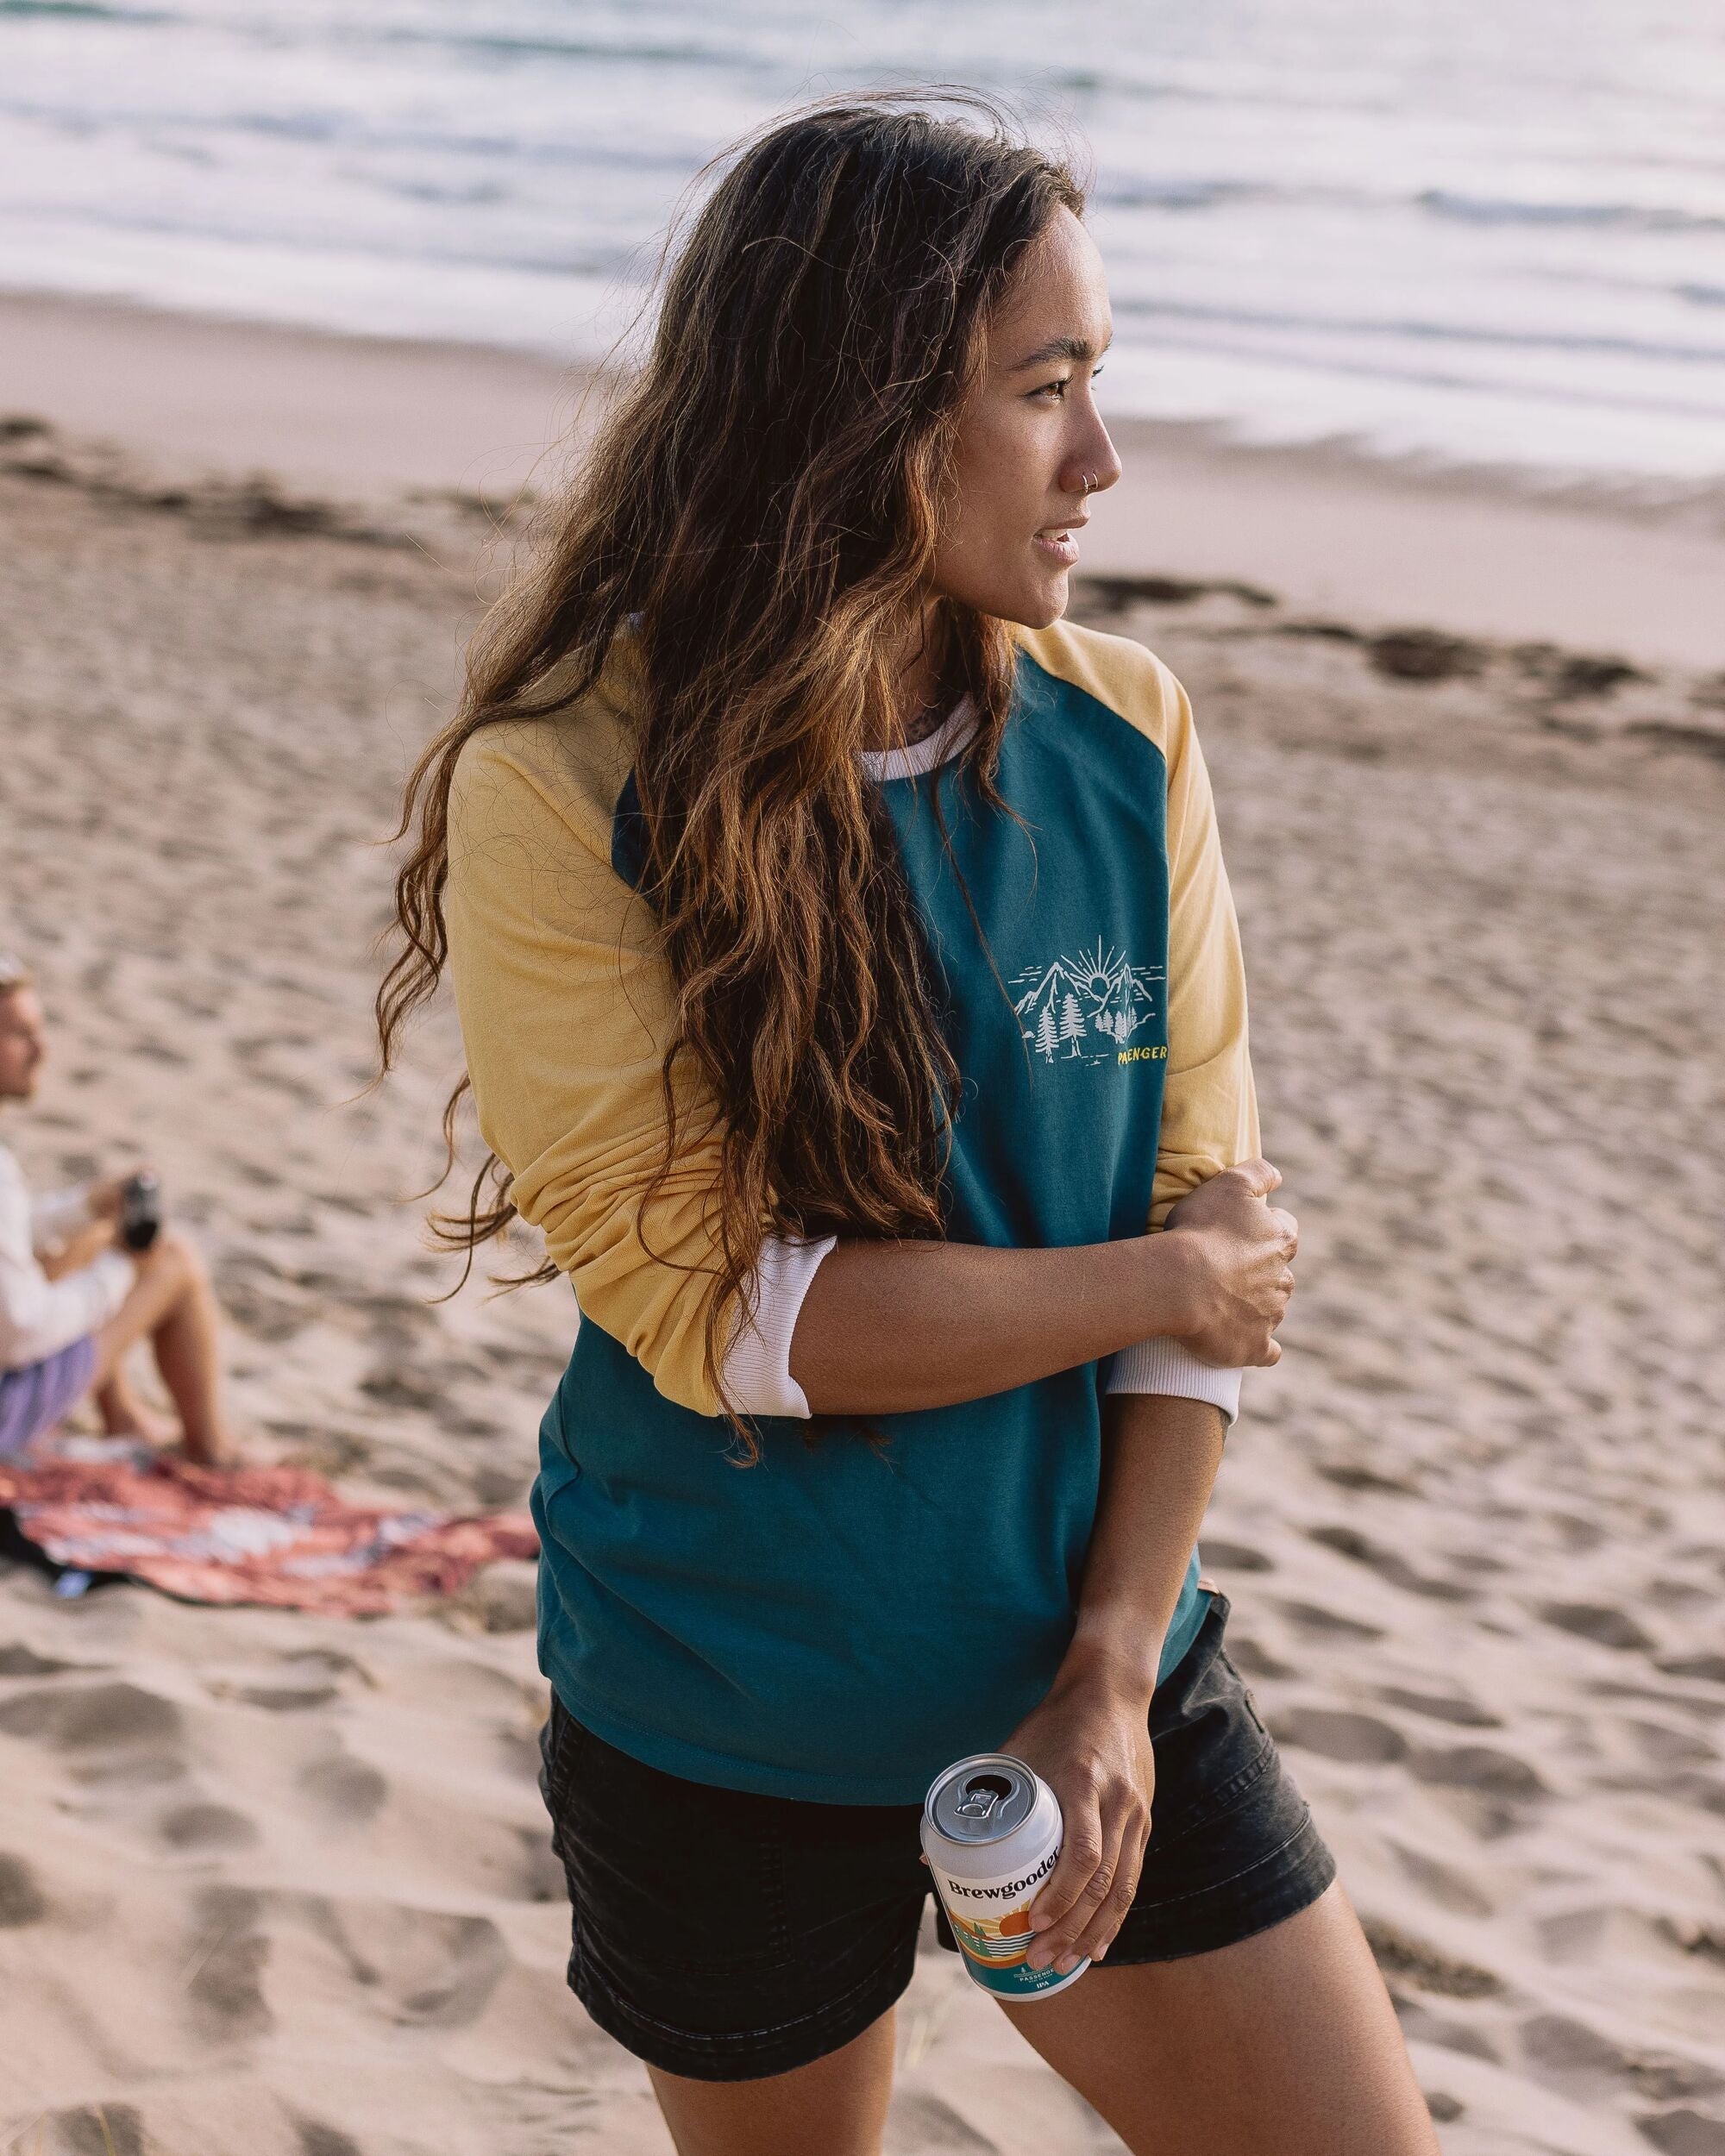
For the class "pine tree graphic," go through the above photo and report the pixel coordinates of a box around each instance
[1058,989,1087,1056]
[1035,1002,1058,1062]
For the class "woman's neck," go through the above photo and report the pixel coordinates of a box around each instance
[871,601,952,751]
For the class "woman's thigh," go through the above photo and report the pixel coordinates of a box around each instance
[999,1882,1441,2156]
[646,2011,897,2156]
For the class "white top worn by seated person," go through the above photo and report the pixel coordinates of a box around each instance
[721,701,1245,1427]
[0,1144,131,1372]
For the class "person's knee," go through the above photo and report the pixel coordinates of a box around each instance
[141,1225,205,1288]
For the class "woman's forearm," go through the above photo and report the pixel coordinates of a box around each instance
[1062,1392,1227,1701]
[787,1232,1199,1416]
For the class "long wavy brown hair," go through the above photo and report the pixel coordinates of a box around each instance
[378,93,1083,1438]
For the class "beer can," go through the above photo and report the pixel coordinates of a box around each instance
[921,1752,1088,2000]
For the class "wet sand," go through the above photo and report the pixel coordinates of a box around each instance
[5,287,1724,668]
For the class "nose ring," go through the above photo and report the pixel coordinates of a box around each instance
[1081,471,1098,493]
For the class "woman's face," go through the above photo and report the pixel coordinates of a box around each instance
[933,207,1121,630]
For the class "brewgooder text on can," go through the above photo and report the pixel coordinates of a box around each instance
[921,1752,1089,2000]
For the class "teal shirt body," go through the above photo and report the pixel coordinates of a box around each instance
[533,649,1208,1804]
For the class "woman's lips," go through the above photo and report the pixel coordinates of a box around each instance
[1033,529,1081,567]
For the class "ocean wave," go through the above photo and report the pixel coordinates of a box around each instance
[0,95,700,176]
[0,0,166,16]
[1125,317,1725,423]
[345,22,756,73]
[1099,174,1725,236]
[1040,66,1195,98]
[16,200,638,282]
[1113,293,1725,371]
[1092,179,1259,213]
[405,34,745,72]
[3,0,1721,487]
[1421,189,1725,237]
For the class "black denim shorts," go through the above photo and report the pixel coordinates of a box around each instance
[537,1593,1335,2083]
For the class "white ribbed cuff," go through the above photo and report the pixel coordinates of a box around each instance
[1107,1336,1243,1426]
[722,1234,837,1420]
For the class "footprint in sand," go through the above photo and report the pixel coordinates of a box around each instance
[1408,1745,1549,1802]
[1198,1539,1274,1573]
[1273,1707,1408,1764]
[295,1894,511,2028]
[184,1884,273,2040]
[1314,1460,1419,1497]
[296,1749,388,1825]
[1223,1635,1295,1679]
[386,1911,510,2027]
[885,2089,1007,2151]
[497,1725,546,1783]
[296,2124,364,2156]
[285,1647,376,1689]
[0,1680,182,1753]
[1538,1904,1715,1971]
[1395,1996,1498,2062]
[461,1560,538,1634]
[1386,1841,1496,1920]
[0,1642,88,1677]
[1657,1916,1725,1967]
[39,2105,147,2156]
[231,1681,341,1711]
[217,1268,310,1345]
[1521,2013,1725,2104]
[516,1825,567,1905]
[1274,1598,1386,1643]
[1307,1524,1473,1601]
[1361,1917,1502,2000]
[354,1292,441,1351]
[1627,1719,1718,1770]
[359,1365,442,1413]
[1377,1685,1502,1729]
[471,1461,533,1508]
[0,1850,49,1926]
[159,1800,260,1852]
[1539,1600,1657,1652]
[1636,2110,1725,2155]
[1659,1653,1725,1684]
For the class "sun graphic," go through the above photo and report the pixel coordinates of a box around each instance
[1065,937,1126,1000]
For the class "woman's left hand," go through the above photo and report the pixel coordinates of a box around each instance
[998,1662,1157,1972]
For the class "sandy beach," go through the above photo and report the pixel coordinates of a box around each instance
[0,304,1722,2156]
[7,291,1725,672]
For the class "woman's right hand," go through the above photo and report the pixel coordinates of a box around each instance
[1163,1157,1297,1367]
[39,1217,120,1282]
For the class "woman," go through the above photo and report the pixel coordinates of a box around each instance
[380,97,1439,2156]
[0,954,234,1464]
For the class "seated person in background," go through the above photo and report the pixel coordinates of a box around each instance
[0,953,235,1464]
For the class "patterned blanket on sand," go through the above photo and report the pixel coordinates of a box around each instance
[0,1438,537,1614]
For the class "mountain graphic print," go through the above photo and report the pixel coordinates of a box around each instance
[1011,937,1165,1065]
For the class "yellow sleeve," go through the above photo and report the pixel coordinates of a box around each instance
[1150,664,1260,1227]
[442,714,731,1417]
[1009,622,1261,1229]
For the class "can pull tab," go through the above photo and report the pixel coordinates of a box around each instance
[956,1772,1013,1820]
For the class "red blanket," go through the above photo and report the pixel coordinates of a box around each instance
[0,1442,537,1614]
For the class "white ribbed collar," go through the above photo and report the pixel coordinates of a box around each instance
[857,696,978,782]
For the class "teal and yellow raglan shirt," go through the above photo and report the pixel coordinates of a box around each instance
[445,619,1258,1804]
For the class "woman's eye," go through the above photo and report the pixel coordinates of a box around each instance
[1034,378,1071,402]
